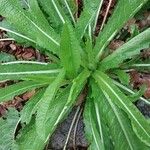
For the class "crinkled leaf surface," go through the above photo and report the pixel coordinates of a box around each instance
[75,0,103,38]
[0,109,20,150]
[21,88,45,124]
[0,0,60,54]
[93,71,150,146]
[36,70,65,139]
[91,81,149,150]
[60,23,81,78]
[0,63,60,81]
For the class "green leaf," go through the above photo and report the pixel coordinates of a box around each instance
[65,69,90,105]
[114,81,150,105]
[93,71,150,146]
[131,59,150,71]
[128,85,147,102]
[17,87,70,150]
[17,70,90,150]
[0,52,16,63]
[75,0,103,39]
[36,70,65,139]
[0,0,60,54]
[0,22,36,44]
[21,88,45,124]
[84,93,109,150]
[100,28,150,71]
[84,38,97,70]
[37,0,63,31]
[60,0,76,24]
[46,69,90,140]
[0,108,20,150]
[114,70,130,85]
[91,81,149,150]
[0,81,47,103]
[44,69,90,140]
[16,118,45,150]
[0,63,60,81]
[60,23,81,78]
[94,0,148,59]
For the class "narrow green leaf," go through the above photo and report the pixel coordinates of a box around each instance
[0,81,47,103]
[0,109,20,150]
[17,87,70,150]
[84,97,104,150]
[63,0,76,24]
[51,69,90,128]
[0,25,36,44]
[21,89,45,124]
[16,118,45,150]
[100,28,150,71]
[128,85,147,102]
[93,71,150,146]
[60,23,81,78]
[51,0,66,24]
[0,63,60,81]
[114,81,150,105]
[36,70,65,139]
[17,70,90,149]
[94,0,148,59]
[114,70,130,85]
[75,0,103,39]
[91,81,149,150]
[37,0,63,31]
[0,0,60,54]
[0,52,16,63]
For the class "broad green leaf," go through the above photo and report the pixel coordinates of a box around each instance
[27,0,61,48]
[0,81,47,103]
[75,0,103,39]
[36,70,65,139]
[0,63,60,81]
[93,71,150,146]
[99,28,150,71]
[91,81,149,150]
[94,0,148,59]
[0,109,20,150]
[28,0,51,27]
[21,89,45,124]
[60,23,81,78]
[0,0,60,54]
